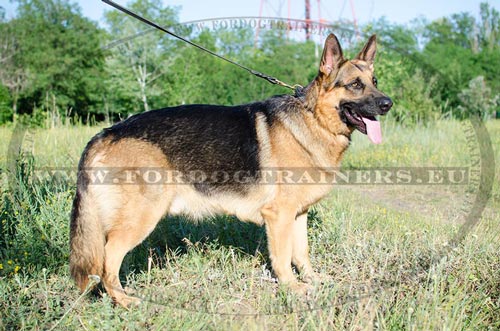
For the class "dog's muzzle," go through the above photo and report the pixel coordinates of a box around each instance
[339,96,393,144]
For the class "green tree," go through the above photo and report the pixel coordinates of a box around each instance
[422,2,500,110]
[104,0,178,115]
[161,28,317,107]
[478,2,500,51]
[5,0,106,120]
[0,84,12,123]
[0,18,28,118]
[457,76,499,119]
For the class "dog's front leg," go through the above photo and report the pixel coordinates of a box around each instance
[261,204,296,284]
[292,211,319,283]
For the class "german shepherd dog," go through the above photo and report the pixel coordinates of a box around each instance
[70,33,392,307]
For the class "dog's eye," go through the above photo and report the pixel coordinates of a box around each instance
[372,77,378,87]
[349,81,363,89]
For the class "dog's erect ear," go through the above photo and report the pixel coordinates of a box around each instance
[356,34,377,70]
[319,34,345,76]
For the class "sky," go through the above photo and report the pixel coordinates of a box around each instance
[2,0,499,27]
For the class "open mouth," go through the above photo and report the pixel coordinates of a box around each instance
[343,110,382,144]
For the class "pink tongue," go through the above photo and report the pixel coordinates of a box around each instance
[362,117,382,144]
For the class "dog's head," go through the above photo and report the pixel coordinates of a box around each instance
[309,34,392,144]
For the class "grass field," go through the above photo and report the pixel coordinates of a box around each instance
[0,119,499,330]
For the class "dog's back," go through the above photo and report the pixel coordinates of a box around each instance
[70,34,392,307]
[69,95,298,304]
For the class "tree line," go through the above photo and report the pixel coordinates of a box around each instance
[0,0,498,126]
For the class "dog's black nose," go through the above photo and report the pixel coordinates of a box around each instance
[378,97,393,114]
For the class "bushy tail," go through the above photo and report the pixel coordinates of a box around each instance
[69,185,105,292]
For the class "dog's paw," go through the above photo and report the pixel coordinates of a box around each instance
[288,281,314,296]
[114,293,142,309]
[301,272,329,285]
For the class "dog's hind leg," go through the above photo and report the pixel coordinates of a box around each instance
[101,184,171,308]
[71,137,176,307]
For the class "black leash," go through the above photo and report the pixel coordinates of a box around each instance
[102,0,302,92]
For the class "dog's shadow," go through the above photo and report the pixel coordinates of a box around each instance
[121,215,268,276]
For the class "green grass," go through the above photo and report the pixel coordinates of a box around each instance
[0,119,499,330]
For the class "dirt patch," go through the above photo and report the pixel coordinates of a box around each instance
[337,185,475,223]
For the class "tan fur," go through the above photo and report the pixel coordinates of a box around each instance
[70,34,388,307]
